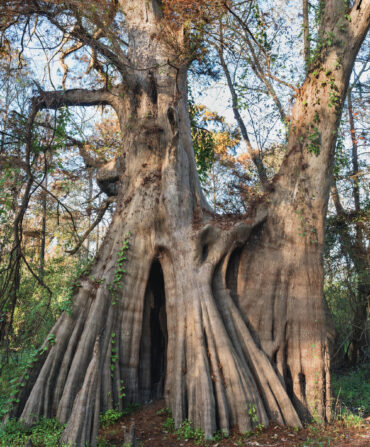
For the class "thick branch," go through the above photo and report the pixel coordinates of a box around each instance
[349,0,370,45]
[35,87,120,111]
[319,0,370,52]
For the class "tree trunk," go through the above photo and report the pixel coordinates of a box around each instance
[346,88,369,365]
[8,1,369,445]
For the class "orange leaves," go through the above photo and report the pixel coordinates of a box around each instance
[162,0,226,27]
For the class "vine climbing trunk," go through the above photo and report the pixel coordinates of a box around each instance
[7,1,369,446]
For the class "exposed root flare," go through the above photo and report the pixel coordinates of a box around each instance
[10,210,328,446]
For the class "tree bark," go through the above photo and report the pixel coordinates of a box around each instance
[8,1,370,445]
[302,0,310,73]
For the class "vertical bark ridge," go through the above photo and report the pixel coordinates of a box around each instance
[119,238,154,404]
[162,250,187,426]
[184,267,216,436]
[53,302,92,411]
[56,282,113,422]
[236,213,331,422]
[213,257,302,427]
[200,303,230,433]
[201,283,269,432]
[59,338,101,447]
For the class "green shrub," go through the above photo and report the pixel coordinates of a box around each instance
[162,416,175,432]
[175,419,204,445]
[0,417,65,447]
[99,404,140,429]
[100,409,125,429]
[331,362,370,416]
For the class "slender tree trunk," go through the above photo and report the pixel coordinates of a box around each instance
[302,0,310,73]
[86,167,94,259]
[8,1,369,446]
[39,152,48,280]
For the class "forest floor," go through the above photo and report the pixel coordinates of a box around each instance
[0,363,368,446]
[98,399,370,447]
[97,364,370,447]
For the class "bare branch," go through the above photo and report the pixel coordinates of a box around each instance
[32,179,81,243]
[217,43,269,189]
[66,197,114,255]
[20,252,52,297]
[222,3,288,121]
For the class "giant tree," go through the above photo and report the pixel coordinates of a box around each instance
[1,1,369,446]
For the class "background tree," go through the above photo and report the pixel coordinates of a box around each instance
[325,56,369,366]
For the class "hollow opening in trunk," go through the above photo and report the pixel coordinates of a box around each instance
[139,259,168,402]
[226,246,243,307]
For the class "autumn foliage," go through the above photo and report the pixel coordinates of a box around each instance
[162,0,226,26]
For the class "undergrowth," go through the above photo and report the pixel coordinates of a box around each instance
[161,411,229,445]
[0,417,65,447]
[1,366,368,446]
[99,404,140,429]
[162,416,205,445]
[331,362,369,423]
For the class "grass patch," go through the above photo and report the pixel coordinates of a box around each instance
[331,362,369,419]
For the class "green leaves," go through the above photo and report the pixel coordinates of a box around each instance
[306,125,321,156]
[0,417,65,447]
[109,232,131,305]
[189,99,216,182]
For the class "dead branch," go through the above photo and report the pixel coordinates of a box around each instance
[66,197,114,255]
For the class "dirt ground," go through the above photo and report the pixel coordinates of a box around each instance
[98,400,370,447]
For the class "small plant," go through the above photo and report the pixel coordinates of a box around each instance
[1,335,58,418]
[156,407,171,416]
[100,409,125,429]
[212,428,229,441]
[176,419,205,445]
[247,403,259,423]
[99,404,140,430]
[119,380,126,400]
[162,416,175,432]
